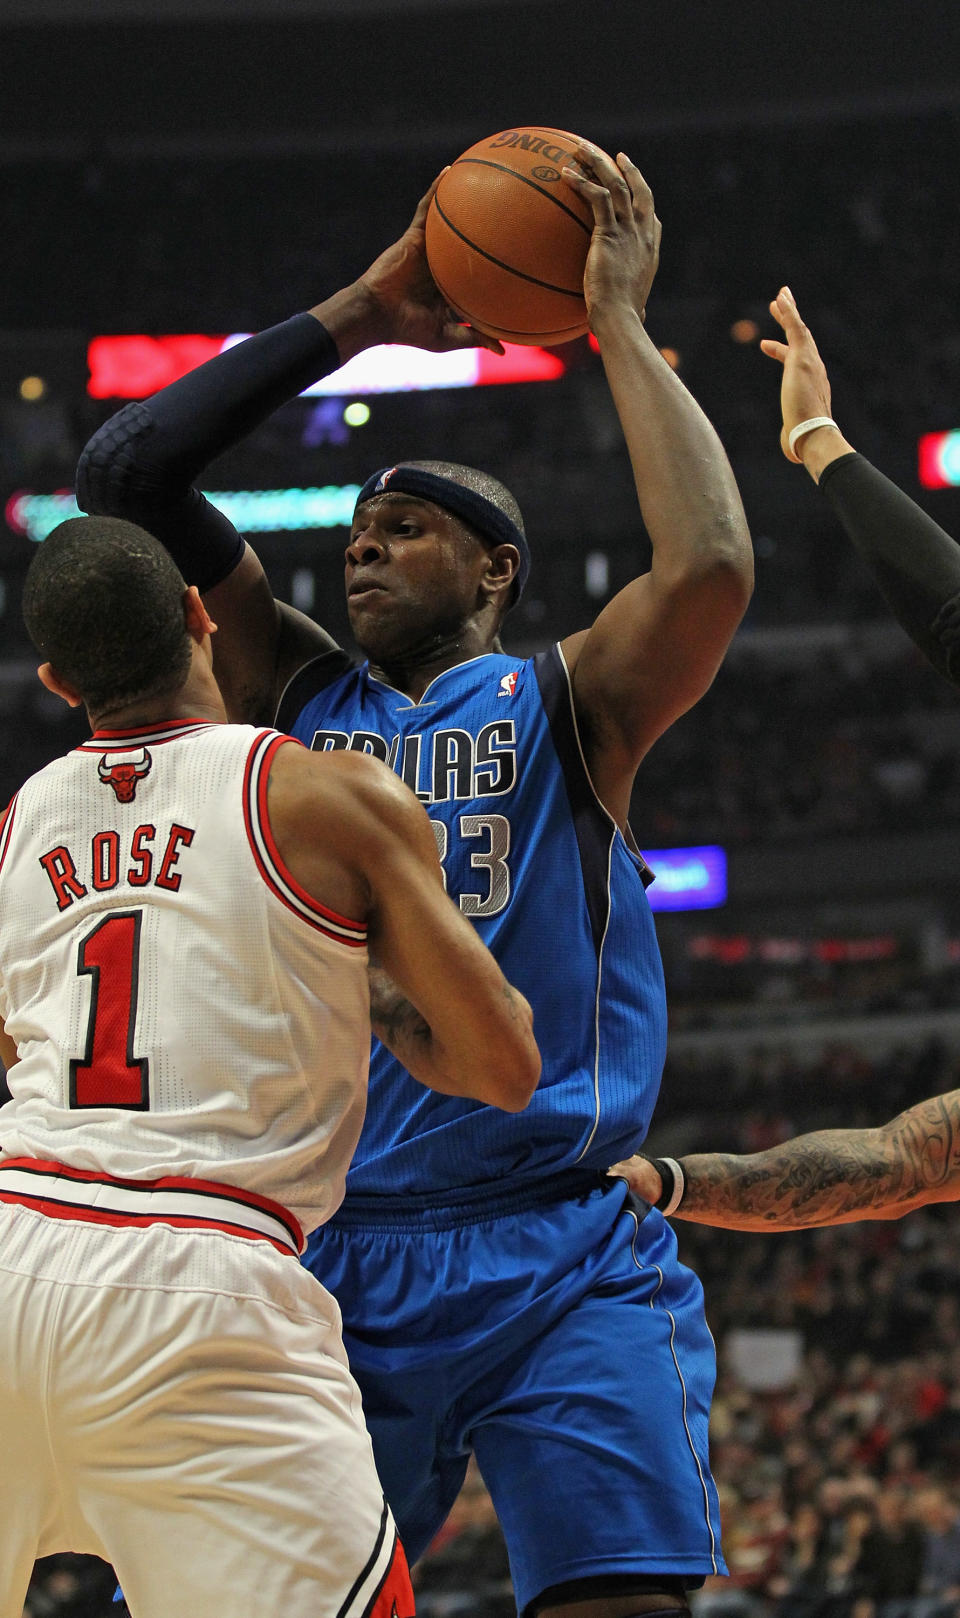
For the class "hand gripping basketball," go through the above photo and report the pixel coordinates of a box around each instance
[560,143,661,329]
[357,177,505,355]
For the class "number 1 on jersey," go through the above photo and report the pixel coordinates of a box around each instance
[70,910,149,1110]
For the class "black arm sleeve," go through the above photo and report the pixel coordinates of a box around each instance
[76,313,341,591]
[819,451,960,687]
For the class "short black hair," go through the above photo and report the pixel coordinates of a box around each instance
[22,515,192,716]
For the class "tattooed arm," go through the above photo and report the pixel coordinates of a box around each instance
[368,965,435,1079]
[611,1090,960,1230]
[368,964,533,1101]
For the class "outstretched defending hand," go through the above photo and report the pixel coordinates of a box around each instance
[561,144,661,327]
[356,176,505,355]
[607,1153,664,1203]
[761,287,849,468]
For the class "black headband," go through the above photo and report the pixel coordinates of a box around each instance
[355,465,530,602]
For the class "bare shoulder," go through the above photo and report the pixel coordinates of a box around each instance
[263,740,439,921]
[266,738,429,858]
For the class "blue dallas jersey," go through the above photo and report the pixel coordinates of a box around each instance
[277,643,667,1197]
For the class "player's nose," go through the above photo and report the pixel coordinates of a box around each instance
[345,529,385,565]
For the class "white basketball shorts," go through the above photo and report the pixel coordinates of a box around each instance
[0,1197,413,1618]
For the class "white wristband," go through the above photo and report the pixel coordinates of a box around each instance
[787,416,838,459]
[657,1156,686,1217]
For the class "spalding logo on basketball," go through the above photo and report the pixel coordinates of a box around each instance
[425,126,599,347]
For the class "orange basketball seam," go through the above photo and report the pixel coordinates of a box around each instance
[430,263,585,341]
[450,159,593,236]
[432,196,586,299]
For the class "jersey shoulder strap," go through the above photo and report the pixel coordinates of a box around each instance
[0,792,19,879]
[533,644,654,894]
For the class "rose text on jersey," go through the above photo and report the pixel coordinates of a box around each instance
[39,823,197,911]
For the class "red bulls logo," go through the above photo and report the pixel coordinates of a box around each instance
[97,747,152,804]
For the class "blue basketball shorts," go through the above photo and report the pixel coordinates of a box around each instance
[303,1173,724,1614]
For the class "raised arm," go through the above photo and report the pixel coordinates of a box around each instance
[762,285,960,687]
[267,742,539,1111]
[76,179,503,725]
[559,145,754,825]
[610,1089,960,1231]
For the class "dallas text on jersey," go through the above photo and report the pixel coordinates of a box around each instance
[309,720,517,804]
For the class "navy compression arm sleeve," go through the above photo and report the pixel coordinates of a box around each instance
[819,452,960,686]
[76,313,340,591]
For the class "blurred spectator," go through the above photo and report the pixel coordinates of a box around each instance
[853,1491,925,1608]
[916,1488,960,1603]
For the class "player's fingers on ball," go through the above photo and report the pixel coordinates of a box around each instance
[574,138,611,174]
[410,171,447,224]
[446,315,504,354]
[442,311,483,348]
[561,164,593,199]
[471,329,505,355]
[617,152,654,211]
[575,140,626,198]
[565,169,618,231]
[589,149,633,219]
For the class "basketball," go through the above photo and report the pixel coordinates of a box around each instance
[425,127,597,347]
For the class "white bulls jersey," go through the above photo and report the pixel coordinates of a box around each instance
[0,718,371,1245]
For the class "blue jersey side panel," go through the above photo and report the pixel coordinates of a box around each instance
[280,647,667,1195]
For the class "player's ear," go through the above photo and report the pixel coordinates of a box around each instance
[183,585,217,644]
[480,544,519,600]
[37,662,83,708]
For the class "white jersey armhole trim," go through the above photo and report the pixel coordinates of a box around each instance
[0,791,20,879]
[243,730,367,948]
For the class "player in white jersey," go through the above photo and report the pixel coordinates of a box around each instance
[0,514,539,1618]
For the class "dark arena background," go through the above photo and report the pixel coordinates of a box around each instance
[5,0,960,1612]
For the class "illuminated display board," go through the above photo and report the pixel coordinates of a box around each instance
[641,845,727,912]
[86,335,567,400]
[6,486,363,544]
[919,430,960,489]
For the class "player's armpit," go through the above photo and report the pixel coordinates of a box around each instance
[562,547,752,824]
[202,549,337,725]
[266,745,539,1111]
[275,603,342,699]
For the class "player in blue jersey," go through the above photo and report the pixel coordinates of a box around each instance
[78,143,754,1618]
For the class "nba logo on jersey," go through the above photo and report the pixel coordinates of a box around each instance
[498,672,518,698]
[96,747,152,803]
[374,467,398,493]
